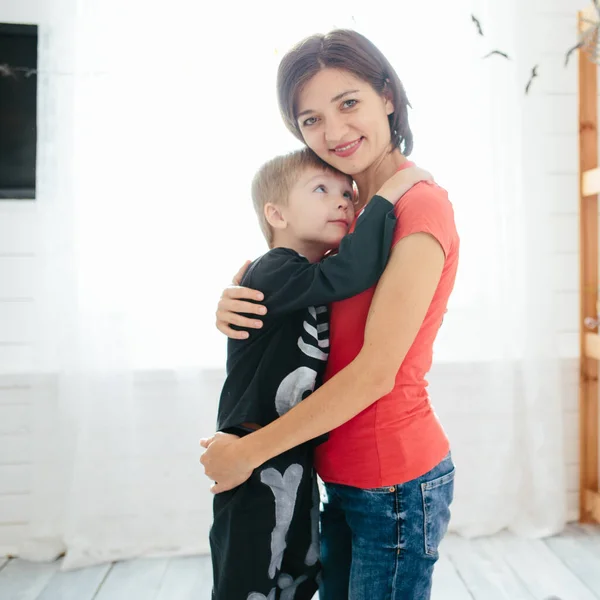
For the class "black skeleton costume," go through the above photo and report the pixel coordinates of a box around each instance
[209,195,397,600]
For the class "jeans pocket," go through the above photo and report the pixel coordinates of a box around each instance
[420,467,455,557]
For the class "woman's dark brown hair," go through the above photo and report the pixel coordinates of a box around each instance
[277,29,413,156]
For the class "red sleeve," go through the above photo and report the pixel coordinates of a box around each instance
[392,183,457,257]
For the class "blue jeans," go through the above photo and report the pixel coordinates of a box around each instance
[319,452,455,600]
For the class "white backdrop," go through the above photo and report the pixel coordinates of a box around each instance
[19,0,571,568]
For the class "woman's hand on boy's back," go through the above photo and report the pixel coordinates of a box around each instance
[199,432,253,493]
[215,260,267,339]
[376,165,434,205]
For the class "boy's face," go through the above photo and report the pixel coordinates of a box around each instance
[282,167,355,250]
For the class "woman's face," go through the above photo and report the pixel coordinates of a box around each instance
[296,68,395,177]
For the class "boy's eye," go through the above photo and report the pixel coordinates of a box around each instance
[343,191,353,200]
[342,99,358,109]
[315,185,326,193]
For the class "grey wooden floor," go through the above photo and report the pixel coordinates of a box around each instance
[1,525,599,600]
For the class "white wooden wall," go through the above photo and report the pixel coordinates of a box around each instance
[0,0,592,555]
[0,0,76,557]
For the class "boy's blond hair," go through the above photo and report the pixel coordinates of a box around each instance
[251,148,351,246]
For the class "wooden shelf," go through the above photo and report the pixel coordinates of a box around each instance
[578,6,600,524]
[584,332,600,360]
[585,489,600,523]
[583,167,600,197]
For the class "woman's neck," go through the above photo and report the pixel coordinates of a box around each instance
[354,148,407,211]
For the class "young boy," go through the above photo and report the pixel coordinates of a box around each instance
[208,148,431,600]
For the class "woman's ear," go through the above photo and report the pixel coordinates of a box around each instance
[264,203,287,231]
[383,79,395,116]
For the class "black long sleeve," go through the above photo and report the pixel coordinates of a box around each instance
[216,195,397,440]
[243,195,396,319]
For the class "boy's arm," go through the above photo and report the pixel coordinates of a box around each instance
[253,195,396,318]
[216,166,433,335]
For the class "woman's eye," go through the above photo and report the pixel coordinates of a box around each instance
[302,116,318,127]
[342,99,358,109]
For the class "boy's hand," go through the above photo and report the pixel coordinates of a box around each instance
[376,165,434,205]
[215,261,267,340]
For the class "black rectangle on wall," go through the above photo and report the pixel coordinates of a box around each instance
[0,23,38,200]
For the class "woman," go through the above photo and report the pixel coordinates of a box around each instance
[201,29,459,599]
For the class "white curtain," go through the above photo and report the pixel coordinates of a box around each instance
[19,0,571,569]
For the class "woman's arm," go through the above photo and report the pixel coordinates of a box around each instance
[215,168,434,339]
[200,231,445,493]
[215,261,266,340]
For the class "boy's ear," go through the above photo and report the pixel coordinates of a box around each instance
[264,203,287,231]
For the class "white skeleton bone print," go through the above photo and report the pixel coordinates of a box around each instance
[275,306,329,416]
[260,464,304,579]
[247,590,276,600]
[246,573,309,600]
[246,305,327,599]
[279,573,310,600]
[304,474,320,567]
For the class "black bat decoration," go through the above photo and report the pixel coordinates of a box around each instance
[568,1,600,67]
[565,40,584,67]
[483,50,510,60]
[525,65,538,94]
[472,5,600,94]
[565,39,585,67]
[471,15,483,36]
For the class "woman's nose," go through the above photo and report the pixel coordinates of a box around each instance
[325,116,349,145]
